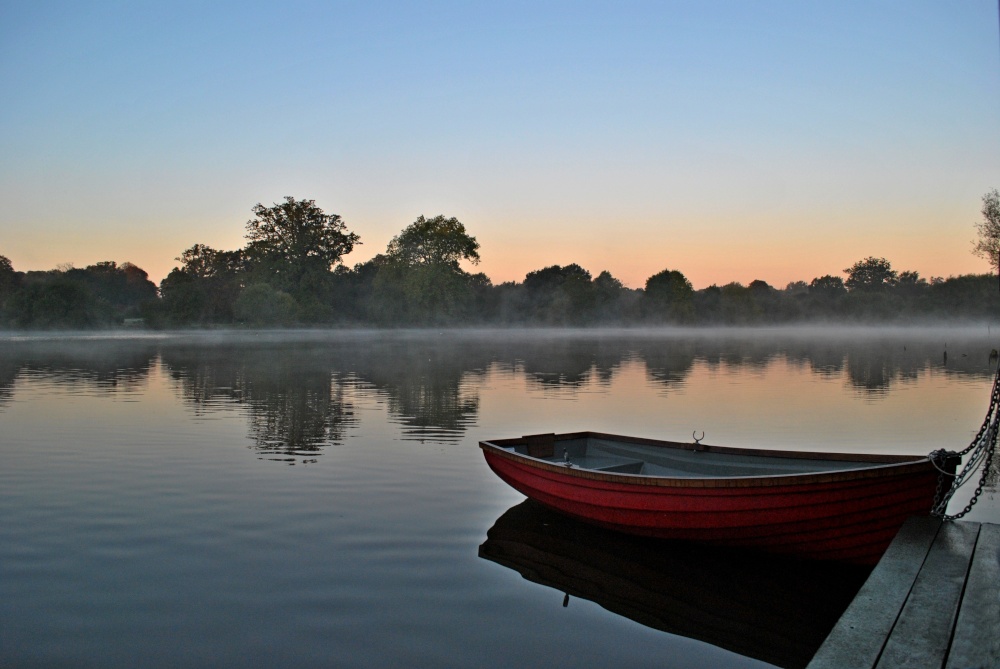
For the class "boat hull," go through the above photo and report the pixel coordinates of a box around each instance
[481,432,946,564]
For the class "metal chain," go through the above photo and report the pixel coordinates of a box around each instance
[931,358,1000,519]
[944,438,996,520]
[959,357,1000,458]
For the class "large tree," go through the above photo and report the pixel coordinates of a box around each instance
[372,215,483,324]
[74,261,158,311]
[0,254,18,296]
[521,264,595,323]
[844,257,898,292]
[645,269,693,303]
[158,245,246,325]
[385,215,479,267]
[524,264,592,293]
[593,270,624,305]
[809,274,846,296]
[644,268,694,322]
[245,197,360,280]
[8,278,94,328]
[0,255,20,325]
[175,244,245,279]
[972,188,1000,271]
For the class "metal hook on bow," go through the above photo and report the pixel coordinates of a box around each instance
[692,431,705,449]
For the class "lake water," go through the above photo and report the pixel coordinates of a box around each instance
[2,328,998,669]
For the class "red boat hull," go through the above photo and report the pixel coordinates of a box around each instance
[481,432,945,564]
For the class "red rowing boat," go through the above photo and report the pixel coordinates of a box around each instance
[480,432,955,564]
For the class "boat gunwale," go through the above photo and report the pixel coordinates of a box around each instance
[479,431,935,489]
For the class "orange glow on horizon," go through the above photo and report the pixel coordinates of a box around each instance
[4,226,990,292]
[3,201,991,291]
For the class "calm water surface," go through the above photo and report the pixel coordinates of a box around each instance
[1,328,998,668]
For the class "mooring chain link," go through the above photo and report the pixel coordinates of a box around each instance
[930,358,1000,520]
[953,356,1000,459]
[947,439,996,520]
[937,429,997,520]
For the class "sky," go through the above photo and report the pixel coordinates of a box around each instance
[1,1,998,290]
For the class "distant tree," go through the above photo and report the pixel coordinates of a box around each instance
[844,257,898,292]
[121,262,155,289]
[645,269,693,302]
[0,255,18,296]
[175,244,245,279]
[717,282,760,323]
[926,273,1000,318]
[372,216,483,324]
[592,270,628,319]
[784,281,809,296]
[809,275,847,296]
[492,280,529,323]
[234,284,298,326]
[644,269,694,322]
[8,275,94,328]
[747,279,791,320]
[645,270,692,303]
[524,264,591,293]
[466,271,497,320]
[886,271,929,318]
[694,284,723,320]
[972,188,1000,271]
[4,261,158,327]
[594,271,624,298]
[333,255,389,322]
[840,258,903,319]
[245,197,360,295]
[896,270,928,294]
[385,215,479,267]
[522,264,595,324]
[374,263,480,324]
[158,245,246,325]
[0,255,20,325]
[72,261,158,318]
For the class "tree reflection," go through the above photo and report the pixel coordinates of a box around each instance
[161,336,491,452]
[3,330,994,459]
[510,338,627,390]
[241,361,355,464]
[161,344,358,463]
[0,354,19,408]
[635,340,698,391]
[341,336,488,441]
[0,339,157,402]
[785,343,846,378]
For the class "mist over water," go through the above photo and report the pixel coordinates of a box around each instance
[1,327,997,668]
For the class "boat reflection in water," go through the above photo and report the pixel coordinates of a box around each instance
[479,500,872,669]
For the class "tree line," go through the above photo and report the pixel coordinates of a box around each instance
[2,193,999,329]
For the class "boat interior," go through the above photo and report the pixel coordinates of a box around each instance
[495,435,913,478]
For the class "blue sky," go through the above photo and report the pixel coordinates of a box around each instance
[1,1,998,288]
